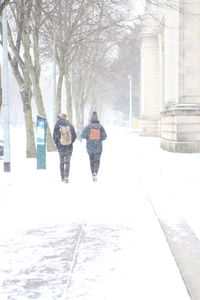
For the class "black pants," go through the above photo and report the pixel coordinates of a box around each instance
[88,152,101,175]
[59,151,72,179]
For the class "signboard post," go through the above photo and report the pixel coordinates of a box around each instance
[36,116,47,169]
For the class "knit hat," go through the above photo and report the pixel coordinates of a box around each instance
[58,113,67,119]
[90,111,98,122]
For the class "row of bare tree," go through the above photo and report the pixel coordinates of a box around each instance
[0,0,141,157]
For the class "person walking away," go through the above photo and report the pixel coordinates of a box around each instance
[81,111,107,182]
[53,113,77,183]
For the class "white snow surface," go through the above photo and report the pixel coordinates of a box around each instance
[0,125,197,299]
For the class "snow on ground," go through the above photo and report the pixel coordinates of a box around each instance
[0,125,198,299]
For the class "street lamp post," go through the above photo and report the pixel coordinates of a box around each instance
[128,74,133,129]
[2,7,10,172]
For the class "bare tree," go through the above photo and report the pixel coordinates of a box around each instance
[71,0,138,128]
[40,0,138,128]
[5,0,36,158]
[0,0,140,155]
[1,0,56,156]
[21,0,56,151]
[39,0,67,117]
[0,0,10,113]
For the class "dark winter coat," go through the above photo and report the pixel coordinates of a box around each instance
[53,118,77,152]
[81,121,107,154]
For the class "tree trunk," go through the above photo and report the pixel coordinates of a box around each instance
[6,0,36,157]
[0,64,2,113]
[56,68,64,116]
[65,72,73,122]
[76,101,85,139]
[27,31,56,151]
[31,76,56,151]
[20,88,36,158]
[8,53,36,158]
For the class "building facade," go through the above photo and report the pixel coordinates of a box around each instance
[140,1,200,152]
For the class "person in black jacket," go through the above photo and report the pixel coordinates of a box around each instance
[81,111,107,181]
[53,113,77,183]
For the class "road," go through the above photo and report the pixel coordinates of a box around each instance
[0,126,198,299]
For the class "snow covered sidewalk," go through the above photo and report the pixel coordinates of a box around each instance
[0,127,192,299]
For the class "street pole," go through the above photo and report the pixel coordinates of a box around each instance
[2,7,10,172]
[128,74,133,129]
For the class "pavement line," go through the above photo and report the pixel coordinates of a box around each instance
[59,221,86,300]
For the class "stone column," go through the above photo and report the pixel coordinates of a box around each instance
[179,1,200,104]
[161,1,200,152]
[139,33,162,137]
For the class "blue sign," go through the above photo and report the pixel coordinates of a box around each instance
[36,116,47,169]
[37,119,45,145]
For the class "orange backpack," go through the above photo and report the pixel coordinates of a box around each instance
[89,128,100,140]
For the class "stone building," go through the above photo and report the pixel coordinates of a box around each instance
[139,1,200,152]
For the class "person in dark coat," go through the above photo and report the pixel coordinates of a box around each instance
[81,111,107,181]
[53,113,77,183]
